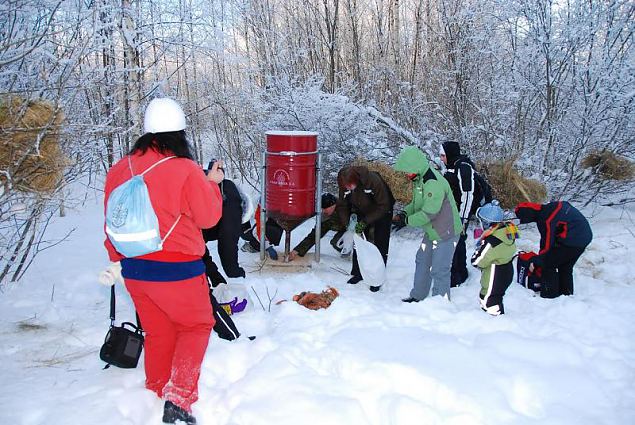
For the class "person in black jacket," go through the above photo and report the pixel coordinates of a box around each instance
[441,141,488,287]
[201,169,247,284]
[514,201,593,298]
[337,166,395,291]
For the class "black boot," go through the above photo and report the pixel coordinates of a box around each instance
[401,297,420,303]
[163,401,196,424]
[369,285,381,292]
[347,275,363,285]
[226,267,246,278]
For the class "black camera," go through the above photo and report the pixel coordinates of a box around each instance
[205,159,223,175]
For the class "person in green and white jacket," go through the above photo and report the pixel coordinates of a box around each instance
[471,201,519,315]
[393,146,462,302]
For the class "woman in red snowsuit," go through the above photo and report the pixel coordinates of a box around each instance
[104,98,224,424]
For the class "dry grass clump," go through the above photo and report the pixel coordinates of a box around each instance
[481,160,547,209]
[0,97,66,193]
[581,150,635,181]
[352,158,412,204]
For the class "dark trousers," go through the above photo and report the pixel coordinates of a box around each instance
[540,245,586,298]
[450,232,468,287]
[241,220,284,251]
[209,291,241,341]
[202,248,226,285]
[202,179,246,278]
[351,213,392,279]
[203,221,244,278]
[480,262,514,314]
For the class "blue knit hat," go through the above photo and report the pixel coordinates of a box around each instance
[476,200,505,228]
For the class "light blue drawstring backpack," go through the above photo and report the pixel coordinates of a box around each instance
[105,156,181,258]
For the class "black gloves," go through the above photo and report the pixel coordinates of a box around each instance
[392,211,407,231]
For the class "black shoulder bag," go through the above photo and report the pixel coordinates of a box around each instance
[99,285,144,369]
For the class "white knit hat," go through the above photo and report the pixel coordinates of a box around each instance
[143,98,186,134]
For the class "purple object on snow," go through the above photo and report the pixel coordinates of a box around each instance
[220,297,248,314]
[231,298,248,313]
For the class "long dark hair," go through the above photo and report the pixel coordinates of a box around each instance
[129,130,194,159]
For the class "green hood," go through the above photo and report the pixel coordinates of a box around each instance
[394,146,430,175]
[491,224,518,246]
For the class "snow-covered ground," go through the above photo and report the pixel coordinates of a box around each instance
[1,190,634,425]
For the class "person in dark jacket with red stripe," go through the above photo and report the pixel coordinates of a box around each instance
[514,201,593,298]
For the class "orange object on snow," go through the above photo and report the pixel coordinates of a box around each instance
[292,286,339,310]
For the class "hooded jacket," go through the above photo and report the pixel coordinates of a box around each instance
[471,223,518,291]
[202,179,245,277]
[514,201,593,266]
[441,141,483,221]
[337,166,395,227]
[394,147,462,241]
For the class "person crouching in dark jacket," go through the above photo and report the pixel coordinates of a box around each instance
[201,170,247,286]
[514,201,593,298]
[239,204,283,261]
[337,165,395,292]
[288,192,346,260]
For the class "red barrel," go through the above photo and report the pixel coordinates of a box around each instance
[266,131,318,229]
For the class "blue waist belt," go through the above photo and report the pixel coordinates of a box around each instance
[121,258,205,282]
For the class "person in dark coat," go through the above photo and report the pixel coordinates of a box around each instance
[239,204,283,260]
[201,167,247,283]
[288,192,346,260]
[337,165,395,292]
[514,201,593,298]
[440,141,489,287]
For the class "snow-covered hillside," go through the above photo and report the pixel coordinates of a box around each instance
[1,192,634,425]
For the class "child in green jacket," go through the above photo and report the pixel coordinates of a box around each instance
[471,201,518,315]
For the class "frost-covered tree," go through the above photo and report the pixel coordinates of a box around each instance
[1,0,634,285]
